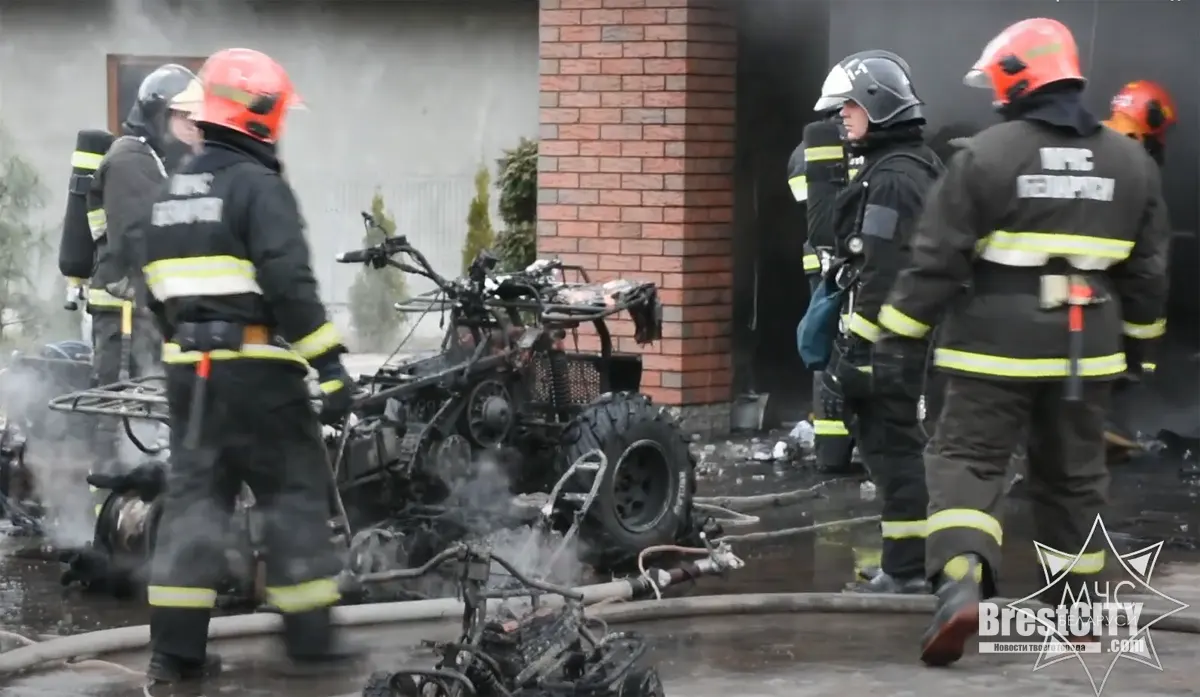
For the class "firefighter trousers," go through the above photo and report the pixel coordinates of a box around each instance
[812,371,855,473]
[89,309,162,513]
[148,360,342,664]
[845,390,928,578]
[925,375,1110,598]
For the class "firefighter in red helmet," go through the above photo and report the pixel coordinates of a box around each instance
[1103,81,1176,456]
[1105,80,1177,166]
[139,48,359,683]
[872,18,1170,666]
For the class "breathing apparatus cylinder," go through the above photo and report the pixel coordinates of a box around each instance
[59,130,115,309]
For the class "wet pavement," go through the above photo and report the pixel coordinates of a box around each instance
[5,445,1200,695]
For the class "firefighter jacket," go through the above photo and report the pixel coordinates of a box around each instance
[86,134,167,312]
[833,136,942,346]
[878,119,1171,381]
[141,132,346,372]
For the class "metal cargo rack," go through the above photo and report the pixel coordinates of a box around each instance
[47,376,170,424]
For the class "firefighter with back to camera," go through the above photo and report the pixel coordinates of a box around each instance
[81,64,203,503]
[811,50,944,595]
[787,128,861,477]
[865,19,1171,666]
[138,48,361,683]
[1101,80,1176,455]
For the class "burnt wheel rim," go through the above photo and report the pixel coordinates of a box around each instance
[610,439,672,533]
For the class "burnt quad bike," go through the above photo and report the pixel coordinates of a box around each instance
[37,211,700,601]
[356,542,665,697]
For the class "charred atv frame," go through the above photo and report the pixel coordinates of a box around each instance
[334,213,696,568]
[358,542,665,697]
[38,213,699,597]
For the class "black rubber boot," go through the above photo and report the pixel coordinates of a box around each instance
[845,568,929,594]
[921,554,984,667]
[146,652,223,683]
[274,608,367,676]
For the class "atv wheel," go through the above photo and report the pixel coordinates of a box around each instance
[556,392,695,567]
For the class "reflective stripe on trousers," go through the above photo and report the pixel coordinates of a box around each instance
[802,253,820,272]
[1122,318,1166,340]
[813,419,849,437]
[143,255,262,299]
[266,578,341,613]
[147,585,218,608]
[881,520,927,539]
[87,286,125,309]
[975,230,1134,271]
[934,349,1126,379]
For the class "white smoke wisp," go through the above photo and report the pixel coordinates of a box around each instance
[0,358,94,547]
[443,450,589,589]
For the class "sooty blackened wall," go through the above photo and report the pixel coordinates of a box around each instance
[734,0,1200,422]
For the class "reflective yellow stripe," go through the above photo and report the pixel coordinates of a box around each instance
[928,508,1003,547]
[1072,550,1106,575]
[290,321,343,361]
[319,378,344,393]
[848,168,860,180]
[87,209,107,238]
[72,150,104,170]
[802,254,820,272]
[813,419,849,437]
[881,520,927,539]
[935,349,1125,378]
[266,578,340,613]
[804,145,843,162]
[1122,318,1165,340]
[788,175,808,202]
[1142,362,1156,373]
[976,231,1134,270]
[87,287,124,308]
[877,304,931,339]
[143,255,261,300]
[161,341,308,368]
[844,313,881,343]
[147,585,218,608]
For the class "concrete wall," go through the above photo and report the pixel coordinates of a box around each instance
[0,0,539,345]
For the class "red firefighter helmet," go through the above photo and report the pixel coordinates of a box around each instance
[196,48,301,144]
[964,18,1084,106]
[1104,81,1177,141]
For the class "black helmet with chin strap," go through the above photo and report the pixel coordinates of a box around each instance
[814,50,924,127]
[124,64,199,160]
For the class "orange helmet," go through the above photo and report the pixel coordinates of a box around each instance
[964,18,1084,106]
[196,48,300,144]
[1104,81,1176,141]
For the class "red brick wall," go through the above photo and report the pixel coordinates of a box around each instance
[537,0,737,408]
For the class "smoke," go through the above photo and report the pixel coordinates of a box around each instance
[0,334,166,549]
[442,451,588,588]
[0,357,94,547]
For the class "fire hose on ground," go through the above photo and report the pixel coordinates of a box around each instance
[11,480,1157,678]
[4,592,1200,679]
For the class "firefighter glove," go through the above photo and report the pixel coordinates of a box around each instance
[870,334,925,398]
[316,360,353,425]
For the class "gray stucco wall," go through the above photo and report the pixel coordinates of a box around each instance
[0,0,538,346]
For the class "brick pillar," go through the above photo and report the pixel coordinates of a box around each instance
[537,0,736,427]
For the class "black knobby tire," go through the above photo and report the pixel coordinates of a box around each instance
[556,392,696,567]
